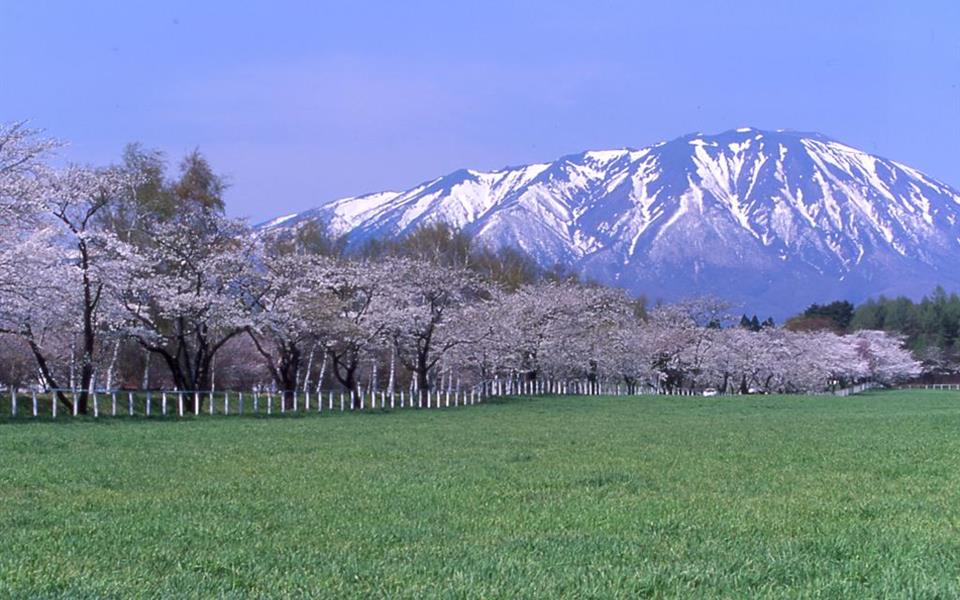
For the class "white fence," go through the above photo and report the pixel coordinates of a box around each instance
[901,383,960,391]
[0,378,892,419]
[826,382,878,397]
[0,380,642,419]
[1,387,489,419]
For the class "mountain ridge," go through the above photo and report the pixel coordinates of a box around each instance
[261,127,960,318]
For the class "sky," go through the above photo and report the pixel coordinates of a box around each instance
[2,1,959,222]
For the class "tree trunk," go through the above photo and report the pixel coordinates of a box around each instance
[387,347,396,395]
[105,339,121,390]
[586,360,599,384]
[315,351,327,394]
[302,344,316,393]
[416,365,430,407]
[279,344,300,410]
[77,241,99,414]
[330,350,361,408]
[25,338,71,412]
[142,349,151,390]
[78,362,92,415]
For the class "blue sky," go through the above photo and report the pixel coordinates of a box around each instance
[2,1,958,222]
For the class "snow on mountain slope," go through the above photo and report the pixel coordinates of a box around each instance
[261,128,960,317]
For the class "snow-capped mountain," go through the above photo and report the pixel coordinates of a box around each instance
[262,128,960,318]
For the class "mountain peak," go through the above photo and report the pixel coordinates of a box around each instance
[262,129,960,317]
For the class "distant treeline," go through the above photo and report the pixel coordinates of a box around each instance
[780,290,960,372]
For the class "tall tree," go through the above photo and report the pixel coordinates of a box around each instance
[112,149,262,408]
[0,123,133,411]
[246,250,342,407]
[322,259,396,404]
[386,259,492,400]
[119,205,255,404]
[44,166,134,411]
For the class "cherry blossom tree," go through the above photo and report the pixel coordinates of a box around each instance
[0,123,136,412]
[118,209,256,405]
[384,259,493,400]
[245,251,398,408]
[245,252,334,407]
[0,123,61,386]
[45,167,135,410]
[321,259,399,404]
[849,329,922,384]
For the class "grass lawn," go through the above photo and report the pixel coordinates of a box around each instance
[3,390,960,598]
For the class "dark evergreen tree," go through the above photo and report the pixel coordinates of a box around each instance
[803,300,855,331]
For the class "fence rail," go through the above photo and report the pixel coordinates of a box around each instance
[900,383,960,391]
[0,379,657,419]
[0,378,890,420]
[0,387,489,419]
[826,382,879,397]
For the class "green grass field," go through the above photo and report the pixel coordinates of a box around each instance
[3,390,960,598]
